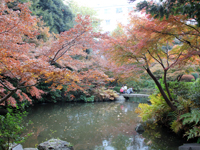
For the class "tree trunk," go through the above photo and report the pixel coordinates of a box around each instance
[164,70,173,101]
[146,68,177,111]
[177,74,183,82]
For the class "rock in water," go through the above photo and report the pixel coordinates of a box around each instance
[38,139,74,150]
[135,123,145,134]
[115,95,125,101]
[12,144,23,150]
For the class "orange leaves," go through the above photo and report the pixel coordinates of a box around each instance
[0,0,44,106]
[70,94,75,100]
[0,1,112,106]
[101,12,200,82]
[47,15,96,63]
[29,86,45,99]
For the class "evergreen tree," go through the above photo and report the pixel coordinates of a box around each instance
[29,0,74,33]
[130,0,200,26]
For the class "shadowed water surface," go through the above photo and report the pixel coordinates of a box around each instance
[21,99,185,150]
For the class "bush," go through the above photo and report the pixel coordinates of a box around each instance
[170,109,200,142]
[85,96,95,103]
[113,86,121,92]
[135,93,171,123]
[169,79,200,105]
[136,79,200,142]
[126,79,155,91]
[37,82,92,103]
[191,73,199,80]
[93,87,119,101]
[169,81,193,100]
[190,79,200,105]
[181,109,200,136]
[0,106,32,150]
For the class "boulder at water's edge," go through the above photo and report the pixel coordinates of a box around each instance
[38,139,74,150]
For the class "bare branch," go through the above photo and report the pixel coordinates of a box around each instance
[0,89,17,104]
[54,43,76,62]
[173,17,200,34]
[168,51,183,68]
[0,79,14,91]
[147,49,165,69]
[50,31,86,64]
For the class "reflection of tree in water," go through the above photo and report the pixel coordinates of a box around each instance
[112,134,130,149]
[142,125,186,150]
[129,134,148,150]
[22,102,141,149]
[95,134,148,150]
[22,101,185,149]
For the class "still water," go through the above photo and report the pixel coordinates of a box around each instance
[22,99,185,150]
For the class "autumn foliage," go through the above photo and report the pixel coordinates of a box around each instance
[102,13,200,111]
[0,0,111,107]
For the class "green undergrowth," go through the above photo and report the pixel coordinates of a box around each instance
[135,79,200,142]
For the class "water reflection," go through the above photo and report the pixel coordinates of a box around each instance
[21,99,184,150]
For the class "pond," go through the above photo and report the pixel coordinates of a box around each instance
[21,98,186,150]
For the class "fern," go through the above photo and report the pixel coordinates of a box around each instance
[185,127,200,141]
[180,109,200,140]
[171,120,183,133]
[135,93,171,122]
[180,109,200,125]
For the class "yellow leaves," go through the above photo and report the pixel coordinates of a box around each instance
[56,85,63,90]
[170,120,182,133]
[135,103,151,121]
[135,107,142,114]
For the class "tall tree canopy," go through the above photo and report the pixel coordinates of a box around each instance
[129,0,200,26]
[67,0,101,32]
[102,13,200,111]
[0,0,111,107]
[29,0,74,33]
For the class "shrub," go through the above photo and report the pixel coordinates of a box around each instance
[127,79,155,91]
[113,86,121,92]
[135,93,171,123]
[178,75,195,82]
[85,96,95,103]
[179,109,200,142]
[169,81,193,100]
[190,79,200,105]
[93,87,119,101]
[0,106,32,150]
[136,79,200,142]
[191,73,199,80]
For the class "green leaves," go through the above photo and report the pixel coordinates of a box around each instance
[0,107,32,149]
[180,109,200,125]
[179,109,200,141]
[30,0,74,33]
[135,0,200,26]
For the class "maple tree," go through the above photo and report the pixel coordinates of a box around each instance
[0,0,112,107]
[0,0,44,106]
[102,13,200,111]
